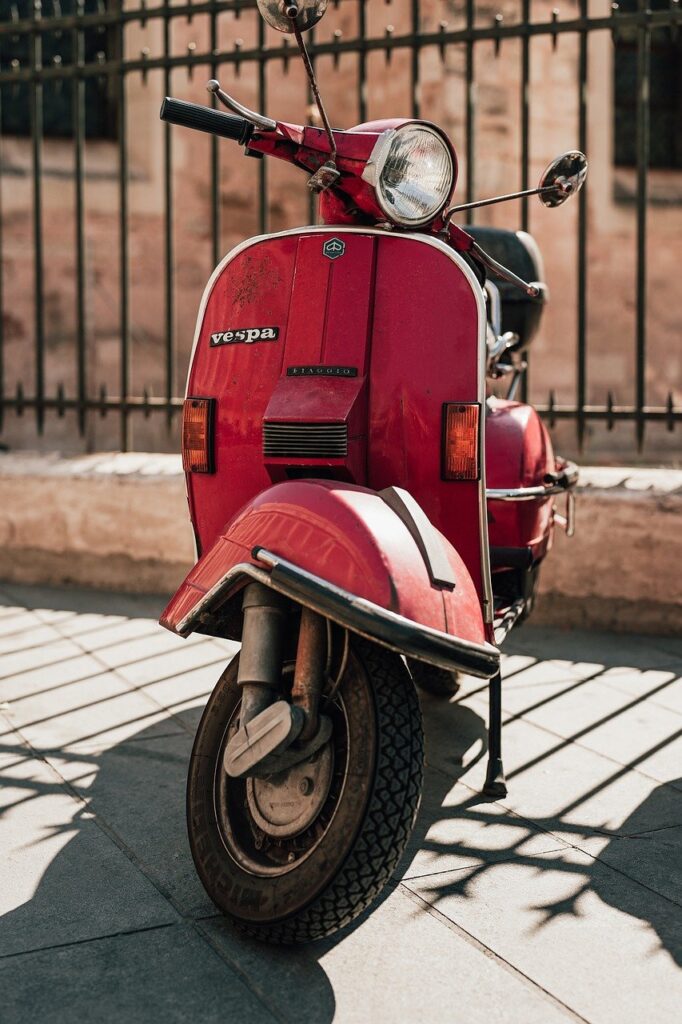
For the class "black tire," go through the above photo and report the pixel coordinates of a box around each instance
[187,636,424,944]
[408,658,461,698]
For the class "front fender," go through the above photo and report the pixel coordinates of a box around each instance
[160,480,499,678]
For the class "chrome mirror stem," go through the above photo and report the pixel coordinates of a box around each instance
[472,242,540,299]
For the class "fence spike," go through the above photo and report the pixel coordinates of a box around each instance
[140,0,146,29]
[666,391,675,431]
[16,382,24,417]
[610,3,621,43]
[551,9,560,52]
[494,13,503,57]
[548,389,556,428]
[56,383,65,418]
[143,388,151,419]
[333,28,342,70]
[140,47,150,84]
[385,25,394,65]
[439,21,448,62]
[99,384,107,418]
[607,391,615,431]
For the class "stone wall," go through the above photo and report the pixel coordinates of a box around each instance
[0,453,679,636]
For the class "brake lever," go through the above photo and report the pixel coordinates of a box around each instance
[206,79,277,132]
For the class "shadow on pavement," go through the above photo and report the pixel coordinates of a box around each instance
[1,583,682,1018]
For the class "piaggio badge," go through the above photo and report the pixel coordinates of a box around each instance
[323,238,346,261]
[287,366,358,378]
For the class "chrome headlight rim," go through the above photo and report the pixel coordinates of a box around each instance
[362,121,456,228]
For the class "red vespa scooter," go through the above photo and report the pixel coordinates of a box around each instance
[159,0,584,944]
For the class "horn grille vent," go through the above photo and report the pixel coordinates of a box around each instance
[263,422,348,459]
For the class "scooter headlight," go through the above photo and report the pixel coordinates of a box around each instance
[363,123,455,227]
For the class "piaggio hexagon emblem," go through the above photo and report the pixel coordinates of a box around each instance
[323,237,346,261]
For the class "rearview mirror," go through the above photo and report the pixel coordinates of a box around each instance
[257,0,328,34]
[538,151,588,207]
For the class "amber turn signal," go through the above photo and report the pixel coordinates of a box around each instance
[182,397,215,474]
[442,403,480,480]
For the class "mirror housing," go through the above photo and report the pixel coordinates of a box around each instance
[538,151,588,207]
[257,0,328,34]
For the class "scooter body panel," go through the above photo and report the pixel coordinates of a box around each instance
[486,398,557,560]
[161,479,487,648]
[184,227,493,618]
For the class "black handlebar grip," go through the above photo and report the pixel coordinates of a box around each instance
[160,97,254,145]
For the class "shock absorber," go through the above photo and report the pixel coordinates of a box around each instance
[224,583,333,779]
[224,583,305,778]
[236,582,289,725]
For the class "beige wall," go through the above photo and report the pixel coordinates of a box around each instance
[1,0,680,461]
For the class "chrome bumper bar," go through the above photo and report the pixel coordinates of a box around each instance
[486,460,578,537]
[486,460,578,502]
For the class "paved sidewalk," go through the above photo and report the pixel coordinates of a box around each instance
[1,583,681,1024]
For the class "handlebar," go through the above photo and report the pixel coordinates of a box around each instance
[160,97,254,145]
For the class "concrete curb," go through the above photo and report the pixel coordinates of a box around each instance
[1,453,680,635]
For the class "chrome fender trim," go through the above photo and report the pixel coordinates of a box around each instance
[178,548,500,679]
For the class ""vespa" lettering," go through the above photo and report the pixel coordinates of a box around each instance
[210,327,280,347]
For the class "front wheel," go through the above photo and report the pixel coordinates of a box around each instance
[187,636,424,944]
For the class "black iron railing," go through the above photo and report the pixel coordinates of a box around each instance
[0,0,680,453]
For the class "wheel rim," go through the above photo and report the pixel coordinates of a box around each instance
[212,679,351,877]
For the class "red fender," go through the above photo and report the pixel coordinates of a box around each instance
[160,480,499,677]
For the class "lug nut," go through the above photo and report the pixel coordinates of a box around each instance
[299,777,314,796]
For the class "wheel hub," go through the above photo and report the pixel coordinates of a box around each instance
[246,742,333,839]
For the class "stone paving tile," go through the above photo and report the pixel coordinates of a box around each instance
[201,890,576,1024]
[0,622,67,657]
[495,669,682,789]
[135,651,237,729]
[598,665,682,717]
[0,610,46,637]
[106,637,232,686]
[0,924,276,1024]
[506,626,682,674]
[0,739,177,958]
[401,764,569,880]
[51,614,162,649]
[422,697,682,854]
[0,637,91,680]
[577,823,682,908]
[40,731,215,919]
[405,846,682,1024]
[0,664,177,752]
[0,582,162,621]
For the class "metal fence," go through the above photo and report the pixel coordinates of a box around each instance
[0,0,680,453]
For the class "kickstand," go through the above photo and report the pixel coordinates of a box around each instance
[483,670,508,798]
